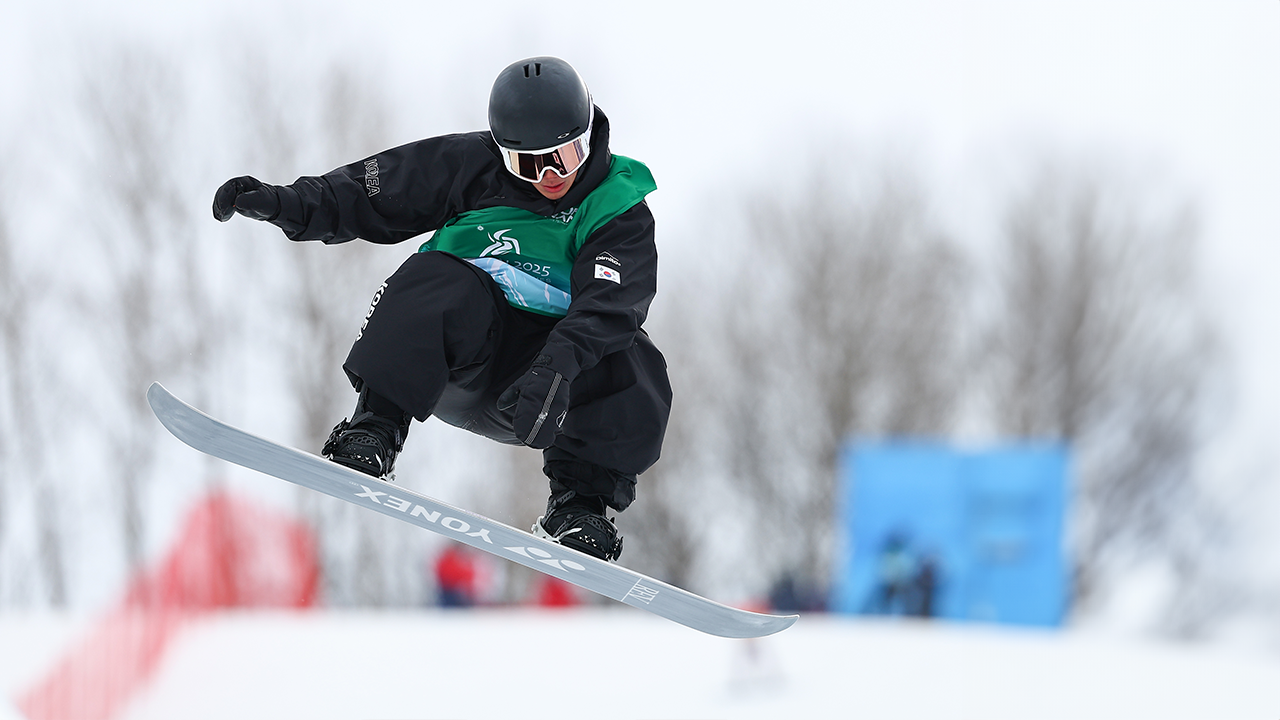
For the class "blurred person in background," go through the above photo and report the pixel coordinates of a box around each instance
[911,552,942,618]
[865,531,917,615]
[212,56,670,562]
[433,544,480,608]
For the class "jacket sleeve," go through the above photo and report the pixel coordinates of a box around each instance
[537,201,658,380]
[268,132,502,245]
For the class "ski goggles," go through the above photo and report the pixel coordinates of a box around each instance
[499,131,592,183]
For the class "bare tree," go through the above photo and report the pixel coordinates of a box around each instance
[746,165,969,587]
[0,173,69,606]
[284,67,398,449]
[75,45,213,576]
[0,173,18,602]
[231,58,433,606]
[982,158,1223,631]
[641,161,971,597]
[618,303,712,591]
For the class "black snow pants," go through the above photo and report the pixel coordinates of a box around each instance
[342,251,672,511]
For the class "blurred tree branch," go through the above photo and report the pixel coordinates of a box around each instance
[76,45,211,576]
[982,159,1224,631]
[0,174,68,606]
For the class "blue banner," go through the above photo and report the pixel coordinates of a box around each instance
[832,441,1070,627]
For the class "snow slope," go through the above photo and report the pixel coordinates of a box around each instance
[5,610,1276,720]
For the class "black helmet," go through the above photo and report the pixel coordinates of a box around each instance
[489,56,593,151]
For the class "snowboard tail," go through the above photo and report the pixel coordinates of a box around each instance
[147,382,797,638]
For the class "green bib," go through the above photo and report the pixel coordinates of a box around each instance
[418,155,656,317]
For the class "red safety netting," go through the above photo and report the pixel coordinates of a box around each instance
[15,489,319,720]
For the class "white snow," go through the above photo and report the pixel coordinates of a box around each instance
[4,610,1277,720]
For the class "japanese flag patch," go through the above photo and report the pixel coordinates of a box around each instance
[594,264,622,284]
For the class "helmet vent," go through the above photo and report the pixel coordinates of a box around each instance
[524,62,542,78]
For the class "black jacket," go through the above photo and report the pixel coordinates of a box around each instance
[266,108,658,382]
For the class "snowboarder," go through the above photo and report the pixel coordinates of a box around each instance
[211,56,671,562]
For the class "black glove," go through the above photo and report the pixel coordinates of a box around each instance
[498,357,570,449]
[212,175,281,222]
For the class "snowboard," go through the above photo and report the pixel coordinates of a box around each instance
[147,383,797,638]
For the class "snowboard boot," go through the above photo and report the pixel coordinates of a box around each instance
[322,388,410,480]
[533,486,624,562]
